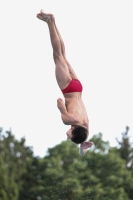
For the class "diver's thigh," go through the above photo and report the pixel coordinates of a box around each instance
[55,56,72,89]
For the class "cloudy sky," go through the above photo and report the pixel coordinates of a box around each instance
[0,0,133,157]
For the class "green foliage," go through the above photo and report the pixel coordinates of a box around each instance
[91,132,110,153]
[115,126,133,199]
[116,126,133,169]
[0,128,34,200]
[0,155,8,200]
[19,157,44,200]
[33,137,133,200]
[0,127,133,200]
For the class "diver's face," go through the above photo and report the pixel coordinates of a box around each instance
[66,126,74,139]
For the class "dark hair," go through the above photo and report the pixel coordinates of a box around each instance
[71,126,88,144]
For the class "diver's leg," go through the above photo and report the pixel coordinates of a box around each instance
[53,21,78,79]
[37,10,72,89]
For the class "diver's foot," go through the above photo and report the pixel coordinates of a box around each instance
[36,10,54,23]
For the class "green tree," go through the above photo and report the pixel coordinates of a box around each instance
[0,127,34,200]
[0,127,18,200]
[26,133,132,200]
[1,126,133,200]
[90,132,110,153]
[116,126,133,169]
[19,156,43,200]
[40,141,83,200]
[116,126,133,200]
[0,155,8,200]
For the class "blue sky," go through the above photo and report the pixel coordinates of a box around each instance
[0,0,133,157]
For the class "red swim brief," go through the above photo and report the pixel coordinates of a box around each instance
[61,79,83,94]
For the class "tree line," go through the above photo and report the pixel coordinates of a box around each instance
[0,126,133,200]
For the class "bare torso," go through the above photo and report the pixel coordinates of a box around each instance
[63,92,89,130]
